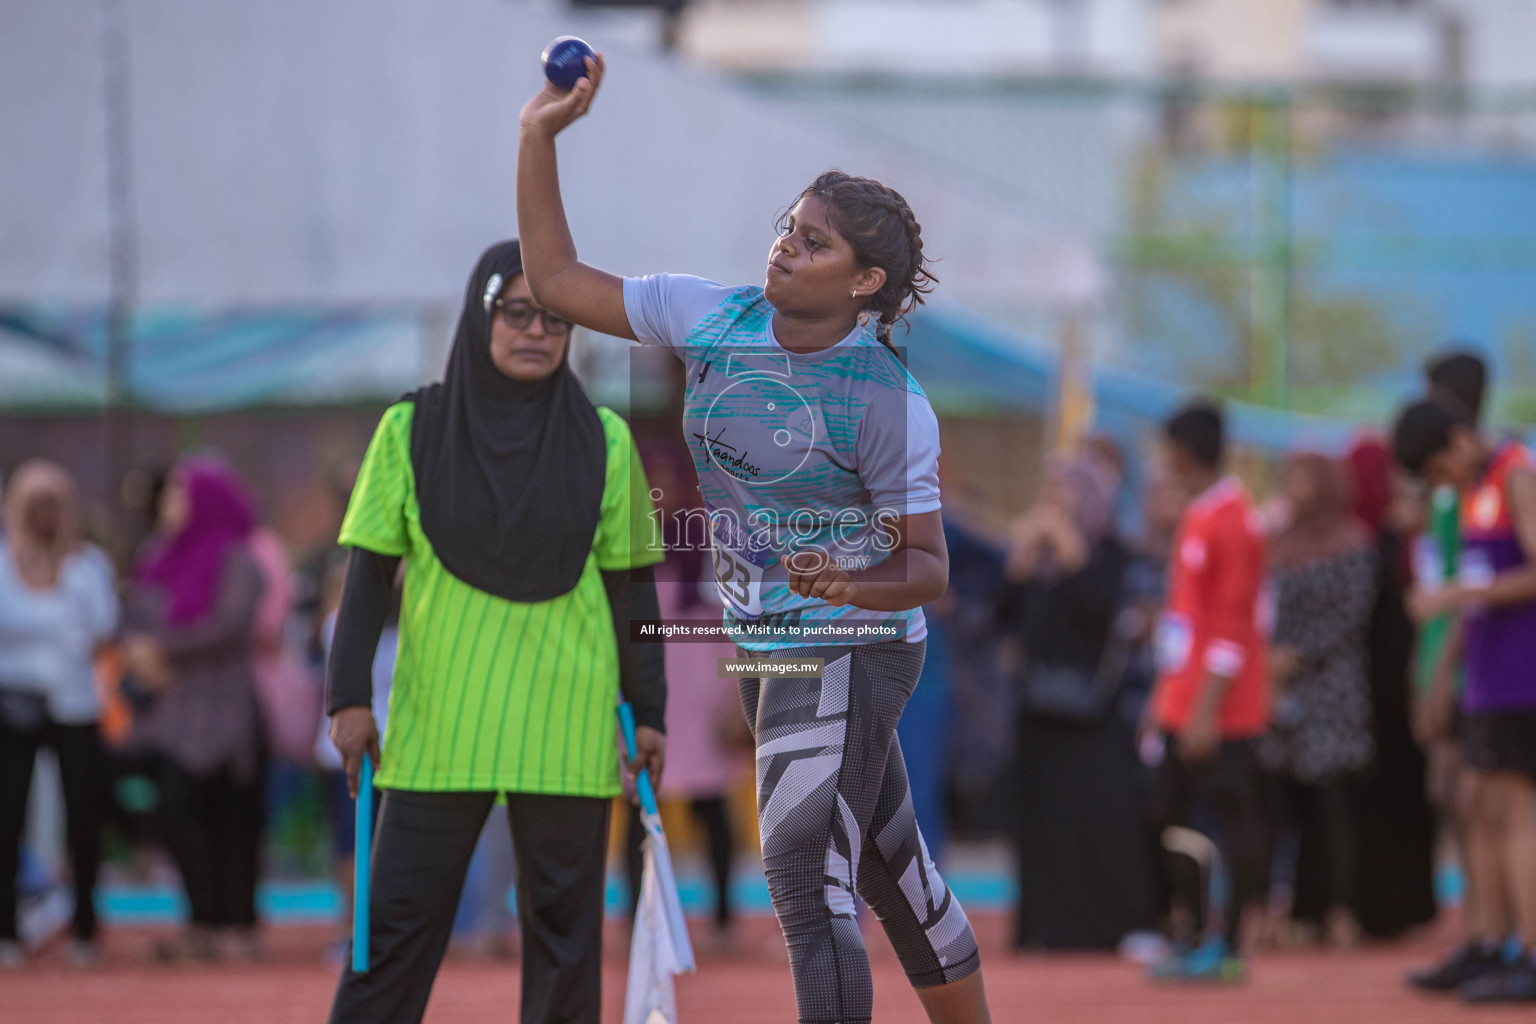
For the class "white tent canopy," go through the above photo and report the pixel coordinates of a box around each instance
[1,0,1103,316]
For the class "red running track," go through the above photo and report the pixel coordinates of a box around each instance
[2,913,1528,1023]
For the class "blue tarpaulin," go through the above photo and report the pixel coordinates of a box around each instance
[2,300,1370,455]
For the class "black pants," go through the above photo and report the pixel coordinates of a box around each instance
[0,716,104,943]
[1147,738,1268,952]
[1010,712,1159,950]
[152,757,264,929]
[1267,774,1359,923]
[329,790,611,1024]
[625,796,735,929]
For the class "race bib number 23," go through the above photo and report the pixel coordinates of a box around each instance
[711,542,765,618]
[708,505,767,619]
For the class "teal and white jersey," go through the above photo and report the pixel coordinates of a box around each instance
[624,274,942,652]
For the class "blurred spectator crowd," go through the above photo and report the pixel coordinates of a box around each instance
[2,345,1535,1003]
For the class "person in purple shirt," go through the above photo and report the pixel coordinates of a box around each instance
[1395,399,1536,1004]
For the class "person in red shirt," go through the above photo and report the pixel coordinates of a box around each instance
[1142,401,1270,982]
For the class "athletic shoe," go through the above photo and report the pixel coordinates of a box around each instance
[1407,942,1504,991]
[1149,938,1246,983]
[17,885,71,949]
[1460,959,1536,1003]
[64,940,98,968]
[218,928,264,964]
[0,940,24,970]
[152,928,220,964]
[1118,930,1173,966]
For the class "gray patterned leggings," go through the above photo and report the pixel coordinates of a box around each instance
[738,640,980,1024]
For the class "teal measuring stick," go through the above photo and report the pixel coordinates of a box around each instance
[617,702,658,816]
[352,756,373,973]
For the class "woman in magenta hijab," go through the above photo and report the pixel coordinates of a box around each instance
[124,457,268,963]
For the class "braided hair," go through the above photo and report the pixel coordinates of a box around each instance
[779,170,937,351]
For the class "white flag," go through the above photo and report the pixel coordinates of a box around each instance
[624,811,694,1024]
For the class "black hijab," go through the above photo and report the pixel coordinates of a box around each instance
[407,240,606,603]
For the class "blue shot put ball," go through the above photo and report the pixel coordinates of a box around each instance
[542,36,596,92]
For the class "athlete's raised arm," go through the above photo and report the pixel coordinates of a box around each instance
[517,55,636,340]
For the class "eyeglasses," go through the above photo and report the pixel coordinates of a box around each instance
[492,299,572,335]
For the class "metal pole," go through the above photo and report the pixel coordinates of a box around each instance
[1253,93,1293,408]
[103,0,137,501]
[1275,95,1293,409]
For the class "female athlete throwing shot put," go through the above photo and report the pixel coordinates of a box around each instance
[517,54,992,1024]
